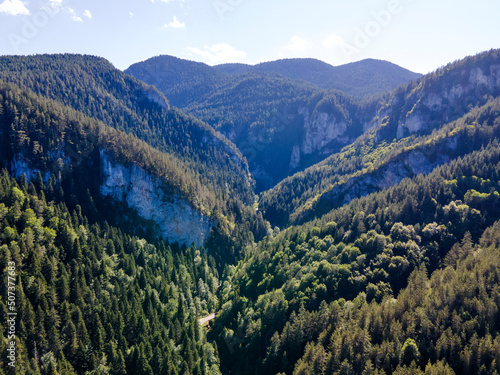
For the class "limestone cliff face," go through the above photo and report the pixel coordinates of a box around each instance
[11,155,46,182]
[296,145,456,224]
[388,64,500,139]
[288,106,352,171]
[99,151,212,247]
[142,85,170,111]
[11,148,68,182]
[300,107,349,155]
[289,145,301,171]
[9,148,213,247]
[328,150,443,204]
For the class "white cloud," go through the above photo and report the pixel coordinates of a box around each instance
[0,0,30,16]
[164,15,185,29]
[46,0,63,11]
[185,43,246,65]
[68,7,82,22]
[286,36,310,53]
[42,1,87,22]
[129,11,134,18]
[323,34,345,48]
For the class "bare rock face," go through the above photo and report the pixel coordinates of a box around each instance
[10,148,212,247]
[323,150,443,206]
[386,64,500,140]
[296,148,452,224]
[11,155,43,182]
[286,105,353,173]
[300,107,349,155]
[99,150,213,247]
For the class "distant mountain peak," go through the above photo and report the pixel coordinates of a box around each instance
[213,56,422,97]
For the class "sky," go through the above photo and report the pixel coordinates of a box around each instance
[0,0,499,74]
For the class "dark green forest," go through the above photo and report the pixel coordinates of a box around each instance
[1,50,500,375]
[0,54,255,206]
[126,55,389,190]
[213,142,500,374]
[260,49,500,227]
[214,58,422,98]
[0,59,268,264]
[0,168,222,375]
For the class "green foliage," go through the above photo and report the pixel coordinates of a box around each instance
[2,49,500,375]
[0,171,222,374]
[127,54,384,191]
[261,89,500,227]
[400,339,421,366]
[0,53,256,207]
[214,139,500,374]
[216,57,422,98]
[0,69,266,264]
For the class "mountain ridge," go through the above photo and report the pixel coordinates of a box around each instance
[127,55,416,190]
[0,54,268,263]
[215,57,422,97]
[259,49,500,227]
[2,49,500,375]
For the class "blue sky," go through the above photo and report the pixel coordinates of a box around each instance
[0,0,499,74]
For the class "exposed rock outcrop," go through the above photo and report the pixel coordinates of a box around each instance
[300,107,350,155]
[100,151,213,247]
[143,85,170,111]
[296,148,452,224]
[391,65,500,139]
[9,148,213,247]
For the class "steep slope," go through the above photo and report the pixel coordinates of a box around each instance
[0,81,213,246]
[217,58,422,98]
[0,54,269,263]
[2,48,500,375]
[126,54,229,106]
[0,54,254,206]
[0,169,223,375]
[0,79,266,266]
[182,73,324,190]
[260,49,500,227]
[126,55,418,190]
[181,76,383,191]
[213,140,500,375]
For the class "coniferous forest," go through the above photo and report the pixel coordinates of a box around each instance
[1,49,500,375]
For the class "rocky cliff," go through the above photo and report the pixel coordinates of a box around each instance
[294,144,455,224]
[100,151,212,247]
[376,61,500,141]
[9,146,213,247]
[299,107,350,155]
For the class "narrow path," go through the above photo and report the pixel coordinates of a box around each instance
[198,313,215,326]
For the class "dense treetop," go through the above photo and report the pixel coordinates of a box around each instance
[0,54,255,205]
[215,58,422,98]
[1,50,500,375]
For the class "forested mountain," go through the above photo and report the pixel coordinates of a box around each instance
[203,49,500,375]
[182,75,342,191]
[126,55,418,190]
[126,55,229,107]
[215,58,422,98]
[260,49,500,227]
[0,55,268,264]
[0,81,227,374]
[213,139,500,375]
[0,168,223,375]
[1,49,500,375]
[0,54,254,206]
